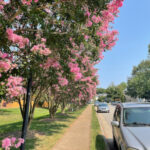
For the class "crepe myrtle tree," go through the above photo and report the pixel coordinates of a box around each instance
[0,0,124,121]
[40,36,100,118]
[0,0,124,149]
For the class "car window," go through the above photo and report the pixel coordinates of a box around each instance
[99,104,107,107]
[123,107,150,125]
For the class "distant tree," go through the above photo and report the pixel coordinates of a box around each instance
[106,84,126,102]
[127,60,150,99]
[98,96,106,102]
[117,82,127,91]
[96,88,106,94]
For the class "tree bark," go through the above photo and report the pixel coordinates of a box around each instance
[20,74,32,150]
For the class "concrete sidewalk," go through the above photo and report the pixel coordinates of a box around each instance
[51,105,92,150]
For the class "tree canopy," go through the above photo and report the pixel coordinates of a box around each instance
[127,60,150,99]
[0,0,124,127]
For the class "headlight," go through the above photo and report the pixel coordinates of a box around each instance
[127,148,139,150]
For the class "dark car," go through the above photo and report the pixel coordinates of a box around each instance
[111,102,150,150]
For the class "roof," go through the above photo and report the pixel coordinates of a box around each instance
[120,102,150,108]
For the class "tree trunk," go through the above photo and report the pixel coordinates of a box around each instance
[20,74,32,150]
[61,101,66,113]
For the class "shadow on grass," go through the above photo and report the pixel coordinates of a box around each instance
[0,111,78,149]
[0,109,13,115]
[30,113,76,136]
[95,135,106,150]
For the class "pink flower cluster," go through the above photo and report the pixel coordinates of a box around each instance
[2,137,24,150]
[0,59,11,73]
[68,62,82,81]
[31,43,51,56]
[6,76,26,98]
[0,53,10,72]
[83,0,123,61]
[0,52,14,75]
[21,0,38,5]
[81,76,92,82]
[41,58,61,70]
[0,0,7,10]
[107,0,123,14]
[86,20,92,27]
[91,15,101,24]
[6,29,29,49]
[58,77,68,86]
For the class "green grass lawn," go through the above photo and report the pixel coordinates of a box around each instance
[90,106,106,150]
[0,106,86,150]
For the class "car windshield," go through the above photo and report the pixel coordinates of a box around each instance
[99,104,107,107]
[123,107,150,126]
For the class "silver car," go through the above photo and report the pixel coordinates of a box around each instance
[97,103,109,113]
[111,102,150,150]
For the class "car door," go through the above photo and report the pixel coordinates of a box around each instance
[113,105,121,146]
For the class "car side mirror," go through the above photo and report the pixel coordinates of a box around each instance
[111,121,119,127]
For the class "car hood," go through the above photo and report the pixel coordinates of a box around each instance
[126,126,150,149]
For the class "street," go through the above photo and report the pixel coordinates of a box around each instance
[96,105,116,150]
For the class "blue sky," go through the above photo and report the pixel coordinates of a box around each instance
[96,0,150,88]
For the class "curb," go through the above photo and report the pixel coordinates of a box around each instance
[98,117,110,150]
[95,107,110,150]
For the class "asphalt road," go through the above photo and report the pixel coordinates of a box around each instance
[96,104,117,150]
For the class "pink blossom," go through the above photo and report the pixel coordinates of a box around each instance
[42,58,61,70]
[84,35,89,40]
[2,137,24,150]
[31,43,51,56]
[2,138,11,150]
[0,53,8,58]
[41,38,46,42]
[0,59,11,72]
[1,82,5,85]
[74,72,82,81]
[11,137,16,145]
[99,52,104,60]
[86,20,92,27]
[69,37,72,41]
[6,28,29,48]
[91,15,101,24]
[21,0,38,5]
[84,11,91,17]
[58,77,68,86]
[6,76,26,98]
[15,138,24,148]
[0,5,4,10]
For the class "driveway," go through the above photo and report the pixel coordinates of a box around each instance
[96,105,116,150]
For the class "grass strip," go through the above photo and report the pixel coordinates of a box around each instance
[91,106,106,150]
[0,106,86,150]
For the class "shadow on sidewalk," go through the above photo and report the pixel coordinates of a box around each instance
[95,134,106,150]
